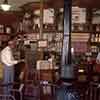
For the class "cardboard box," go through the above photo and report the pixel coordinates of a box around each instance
[37,60,52,70]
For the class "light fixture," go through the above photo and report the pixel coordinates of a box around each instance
[78,69,84,73]
[1,0,11,11]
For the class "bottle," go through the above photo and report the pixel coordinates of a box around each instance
[99,34,100,42]
[95,34,98,42]
[96,25,99,31]
[6,27,11,34]
[91,34,95,42]
[97,34,99,42]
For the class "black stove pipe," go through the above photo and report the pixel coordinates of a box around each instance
[60,0,74,82]
[56,1,80,100]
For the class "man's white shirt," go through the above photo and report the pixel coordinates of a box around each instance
[1,46,18,66]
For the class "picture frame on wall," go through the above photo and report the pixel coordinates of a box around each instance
[92,9,100,24]
[34,9,55,24]
[72,7,86,24]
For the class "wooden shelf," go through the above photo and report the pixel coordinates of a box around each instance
[72,31,91,33]
[0,30,63,36]
[90,42,100,45]
[0,33,10,35]
[91,31,100,34]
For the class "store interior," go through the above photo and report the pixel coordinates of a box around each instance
[0,0,100,100]
[0,0,63,84]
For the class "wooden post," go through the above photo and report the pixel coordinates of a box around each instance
[38,0,44,60]
[40,0,44,39]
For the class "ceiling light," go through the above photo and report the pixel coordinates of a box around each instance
[1,0,11,11]
[78,69,84,73]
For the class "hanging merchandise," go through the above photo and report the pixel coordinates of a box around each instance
[21,12,33,33]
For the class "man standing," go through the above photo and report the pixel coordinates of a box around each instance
[1,39,19,94]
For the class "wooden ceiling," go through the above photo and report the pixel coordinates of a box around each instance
[0,0,100,25]
[1,0,99,11]
[73,0,100,8]
[21,0,64,10]
[44,0,100,9]
[28,0,100,9]
[0,0,100,11]
[46,0,100,8]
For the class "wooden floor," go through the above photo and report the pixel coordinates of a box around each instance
[0,80,99,100]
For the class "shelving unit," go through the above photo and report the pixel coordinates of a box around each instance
[90,24,100,54]
[0,2,64,83]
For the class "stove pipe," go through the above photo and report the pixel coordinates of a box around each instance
[60,0,74,82]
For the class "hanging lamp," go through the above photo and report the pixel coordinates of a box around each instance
[1,0,11,11]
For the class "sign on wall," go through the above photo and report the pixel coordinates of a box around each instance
[72,7,86,24]
[34,9,54,24]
